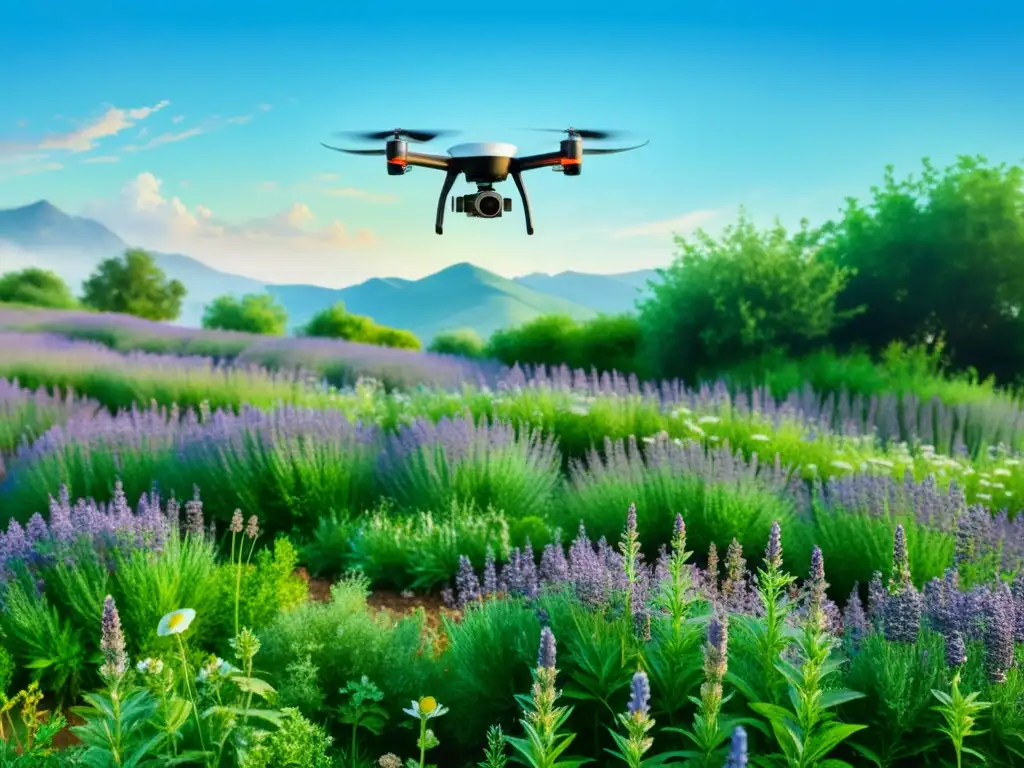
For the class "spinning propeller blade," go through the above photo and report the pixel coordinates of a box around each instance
[525,127,629,140]
[332,129,457,143]
[320,143,386,155]
[583,141,650,155]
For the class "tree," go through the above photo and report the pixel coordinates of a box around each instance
[486,314,579,369]
[201,293,288,335]
[428,329,488,359]
[817,155,1024,382]
[637,209,854,382]
[80,249,186,321]
[0,267,78,309]
[302,301,422,349]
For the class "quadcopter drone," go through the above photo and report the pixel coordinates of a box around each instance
[320,127,649,235]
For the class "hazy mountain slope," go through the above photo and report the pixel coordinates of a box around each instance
[514,268,660,314]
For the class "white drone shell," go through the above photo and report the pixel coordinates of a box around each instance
[446,142,518,158]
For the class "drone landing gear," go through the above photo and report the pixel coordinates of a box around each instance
[510,168,534,235]
[435,169,460,235]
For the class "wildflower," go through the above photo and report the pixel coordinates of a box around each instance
[805,547,829,633]
[627,670,650,719]
[538,626,557,670]
[830,460,854,471]
[454,555,481,607]
[245,515,260,539]
[945,630,967,668]
[229,509,244,534]
[378,755,401,768]
[764,520,783,571]
[157,608,197,637]
[725,726,748,768]
[843,585,869,651]
[750,433,771,442]
[867,571,886,628]
[136,658,164,676]
[100,595,128,679]
[984,582,1015,684]
[403,696,449,720]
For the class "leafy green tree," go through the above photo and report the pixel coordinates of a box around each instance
[573,313,646,377]
[817,155,1024,383]
[80,248,186,321]
[0,267,78,309]
[428,328,488,359]
[302,301,421,349]
[638,209,853,382]
[201,293,288,335]
[486,313,579,369]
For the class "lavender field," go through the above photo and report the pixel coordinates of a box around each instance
[0,320,1023,766]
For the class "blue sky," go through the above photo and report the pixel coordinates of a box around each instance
[0,1,1021,287]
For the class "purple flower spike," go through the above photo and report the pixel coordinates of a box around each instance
[537,626,556,670]
[627,670,650,718]
[100,595,127,678]
[764,521,782,570]
[725,726,748,768]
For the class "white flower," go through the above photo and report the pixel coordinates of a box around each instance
[568,405,589,416]
[750,434,771,442]
[157,608,196,637]
[698,415,720,425]
[977,493,992,501]
[830,460,854,471]
[867,458,895,469]
[1005,459,1021,466]
[805,463,818,472]
[993,468,1012,477]
[403,697,449,720]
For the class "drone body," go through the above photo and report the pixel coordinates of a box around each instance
[321,128,648,235]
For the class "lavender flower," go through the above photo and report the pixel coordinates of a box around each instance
[883,583,923,644]
[627,670,651,718]
[703,542,720,601]
[890,524,912,588]
[672,514,686,549]
[455,555,481,607]
[725,726,748,768]
[945,630,967,668]
[764,520,782,571]
[843,585,869,650]
[984,582,1015,684]
[539,540,570,585]
[229,509,244,534]
[537,626,556,670]
[804,546,828,632]
[184,490,204,536]
[867,571,886,629]
[482,546,499,596]
[245,515,259,539]
[100,595,127,679]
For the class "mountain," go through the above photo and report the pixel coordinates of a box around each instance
[0,200,651,341]
[514,269,660,314]
[269,263,598,340]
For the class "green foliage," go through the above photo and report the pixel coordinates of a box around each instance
[0,268,77,309]
[201,293,289,336]
[242,707,336,768]
[818,155,1024,384]
[428,328,487,359]
[0,683,66,767]
[930,670,990,768]
[485,313,645,377]
[638,209,854,382]
[303,301,422,350]
[80,248,187,321]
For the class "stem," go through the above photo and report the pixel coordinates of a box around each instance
[351,722,358,768]
[231,531,240,639]
[159,686,178,756]
[419,716,427,768]
[175,634,207,759]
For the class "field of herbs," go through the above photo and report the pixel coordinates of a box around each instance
[0,320,1022,767]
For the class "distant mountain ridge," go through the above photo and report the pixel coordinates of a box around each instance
[0,200,659,341]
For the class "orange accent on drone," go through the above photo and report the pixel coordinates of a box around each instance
[388,158,407,166]
[560,158,581,166]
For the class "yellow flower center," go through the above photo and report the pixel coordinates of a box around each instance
[168,613,186,631]
[418,696,437,715]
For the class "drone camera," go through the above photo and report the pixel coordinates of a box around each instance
[454,190,510,219]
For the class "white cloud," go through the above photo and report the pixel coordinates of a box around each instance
[171,115,185,124]
[37,100,170,153]
[122,127,203,153]
[226,115,252,125]
[257,104,272,112]
[612,209,722,238]
[80,172,375,279]
[323,186,398,204]
[83,155,121,164]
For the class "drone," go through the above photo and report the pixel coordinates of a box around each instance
[320,127,649,235]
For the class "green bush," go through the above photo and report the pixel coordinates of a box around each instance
[302,301,421,349]
[428,328,488,359]
[0,268,78,309]
[80,248,187,321]
[201,293,288,336]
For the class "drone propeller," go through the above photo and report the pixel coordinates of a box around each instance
[331,129,456,143]
[320,143,386,155]
[583,140,650,155]
[526,127,629,140]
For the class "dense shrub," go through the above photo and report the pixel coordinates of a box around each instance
[201,292,288,335]
[428,327,488,358]
[80,248,187,321]
[0,268,78,309]
[302,301,422,350]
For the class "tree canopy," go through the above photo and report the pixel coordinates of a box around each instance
[302,301,421,350]
[202,293,288,336]
[0,268,78,309]
[80,249,186,321]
